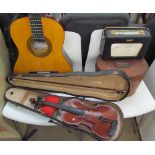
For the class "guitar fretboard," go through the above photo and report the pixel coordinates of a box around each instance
[29,13,45,42]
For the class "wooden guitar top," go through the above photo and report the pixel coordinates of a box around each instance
[10,16,72,73]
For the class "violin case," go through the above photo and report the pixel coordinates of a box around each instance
[96,56,149,96]
[6,70,130,140]
[8,70,130,101]
[5,87,124,141]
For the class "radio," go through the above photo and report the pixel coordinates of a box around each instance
[100,27,151,59]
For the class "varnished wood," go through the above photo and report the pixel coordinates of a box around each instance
[10,16,72,73]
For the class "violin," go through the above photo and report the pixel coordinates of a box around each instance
[30,96,119,140]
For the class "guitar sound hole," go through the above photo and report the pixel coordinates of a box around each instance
[27,37,52,57]
[32,41,48,51]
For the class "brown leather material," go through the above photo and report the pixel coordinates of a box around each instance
[8,70,130,101]
[5,87,124,141]
[96,56,149,96]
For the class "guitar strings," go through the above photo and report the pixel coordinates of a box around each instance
[39,14,49,72]
[29,13,42,72]
[29,14,38,71]
[34,14,42,72]
[32,14,49,73]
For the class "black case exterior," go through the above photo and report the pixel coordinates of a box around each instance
[100,27,151,59]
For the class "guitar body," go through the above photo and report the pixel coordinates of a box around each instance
[10,17,72,73]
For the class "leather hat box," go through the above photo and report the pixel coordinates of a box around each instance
[96,56,149,96]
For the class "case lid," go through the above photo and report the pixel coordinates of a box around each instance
[96,56,149,79]
[104,27,150,38]
[8,70,130,101]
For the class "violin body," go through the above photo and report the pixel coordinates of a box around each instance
[62,99,119,140]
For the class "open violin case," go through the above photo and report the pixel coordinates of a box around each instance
[6,70,130,141]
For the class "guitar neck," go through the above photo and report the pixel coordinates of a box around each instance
[29,13,45,42]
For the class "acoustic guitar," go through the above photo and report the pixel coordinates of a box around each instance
[10,13,72,73]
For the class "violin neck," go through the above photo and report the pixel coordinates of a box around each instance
[41,101,85,116]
